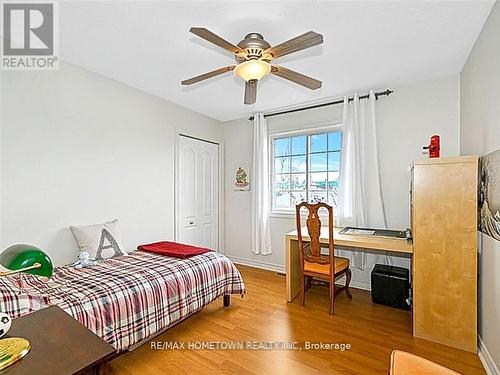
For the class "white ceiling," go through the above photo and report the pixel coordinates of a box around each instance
[58,1,494,121]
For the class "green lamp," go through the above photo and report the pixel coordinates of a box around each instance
[0,244,53,278]
[0,244,53,371]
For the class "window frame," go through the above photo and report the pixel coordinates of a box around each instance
[269,123,343,218]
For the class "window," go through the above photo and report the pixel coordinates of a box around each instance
[272,129,342,211]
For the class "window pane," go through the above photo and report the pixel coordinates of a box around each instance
[310,133,327,153]
[291,135,306,155]
[328,171,340,208]
[309,191,327,203]
[328,151,340,171]
[328,190,339,207]
[328,172,340,187]
[275,156,290,174]
[273,129,343,211]
[309,172,328,190]
[291,173,306,190]
[310,152,327,172]
[328,132,342,151]
[275,191,291,208]
[275,174,290,190]
[291,155,306,173]
[275,137,290,157]
[291,191,307,206]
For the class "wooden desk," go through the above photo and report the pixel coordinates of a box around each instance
[6,306,116,375]
[285,226,413,302]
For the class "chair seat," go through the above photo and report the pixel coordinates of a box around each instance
[389,350,459,375]
[304,256,349,275]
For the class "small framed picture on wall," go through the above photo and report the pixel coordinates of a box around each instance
[234,164,250,191]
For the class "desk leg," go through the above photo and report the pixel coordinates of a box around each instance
[96,362,108,375]
[286,237,300,302]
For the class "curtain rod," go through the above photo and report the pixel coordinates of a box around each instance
[248,89,393,121]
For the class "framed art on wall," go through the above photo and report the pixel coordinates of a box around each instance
[479,149,500,241]
[234,164,250,191]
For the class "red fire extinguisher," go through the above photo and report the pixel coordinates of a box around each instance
[423,135,440,158]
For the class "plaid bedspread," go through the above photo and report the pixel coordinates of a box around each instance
[1,251,245,351]
[0,275,45,317]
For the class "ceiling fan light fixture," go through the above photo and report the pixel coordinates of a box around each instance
[234,60,271,82]
[183,28,324,104]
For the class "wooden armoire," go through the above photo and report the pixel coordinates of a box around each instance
[411,156,478,352]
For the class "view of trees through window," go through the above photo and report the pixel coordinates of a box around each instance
[273,130,342,210]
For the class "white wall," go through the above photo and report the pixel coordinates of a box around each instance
[0,71,3,248]
[0,62,222,266]
[224,75,460,289]
[460,2,500,370]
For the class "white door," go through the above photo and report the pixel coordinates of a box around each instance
[176,135,219,250]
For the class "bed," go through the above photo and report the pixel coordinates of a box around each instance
[0,251,245,351]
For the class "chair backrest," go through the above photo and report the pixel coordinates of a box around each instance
[295,202,334,267]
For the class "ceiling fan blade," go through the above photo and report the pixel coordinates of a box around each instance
[265,31,323,59]
[181,65,236,85]
[244,80,257,105]
[271,66,322,90]
[190,27,244,55]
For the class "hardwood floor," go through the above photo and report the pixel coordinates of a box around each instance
[109,265,485,375]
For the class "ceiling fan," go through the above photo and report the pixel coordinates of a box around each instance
[181,28,324,105]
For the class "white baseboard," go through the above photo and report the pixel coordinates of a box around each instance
[227,256,286,274]
[349,280,371,291]
[228,256,372,291]
[479,336,500,375]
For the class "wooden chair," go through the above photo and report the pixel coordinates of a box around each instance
[389,350,460,375]
[295,202,352,315]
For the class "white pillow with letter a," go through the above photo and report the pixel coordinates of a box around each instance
[70,219,127,261]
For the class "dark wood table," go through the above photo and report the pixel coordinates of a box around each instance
[4,306,116,374]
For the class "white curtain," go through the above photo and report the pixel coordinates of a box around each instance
[337,91,387,269]
[251,113,272,255]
